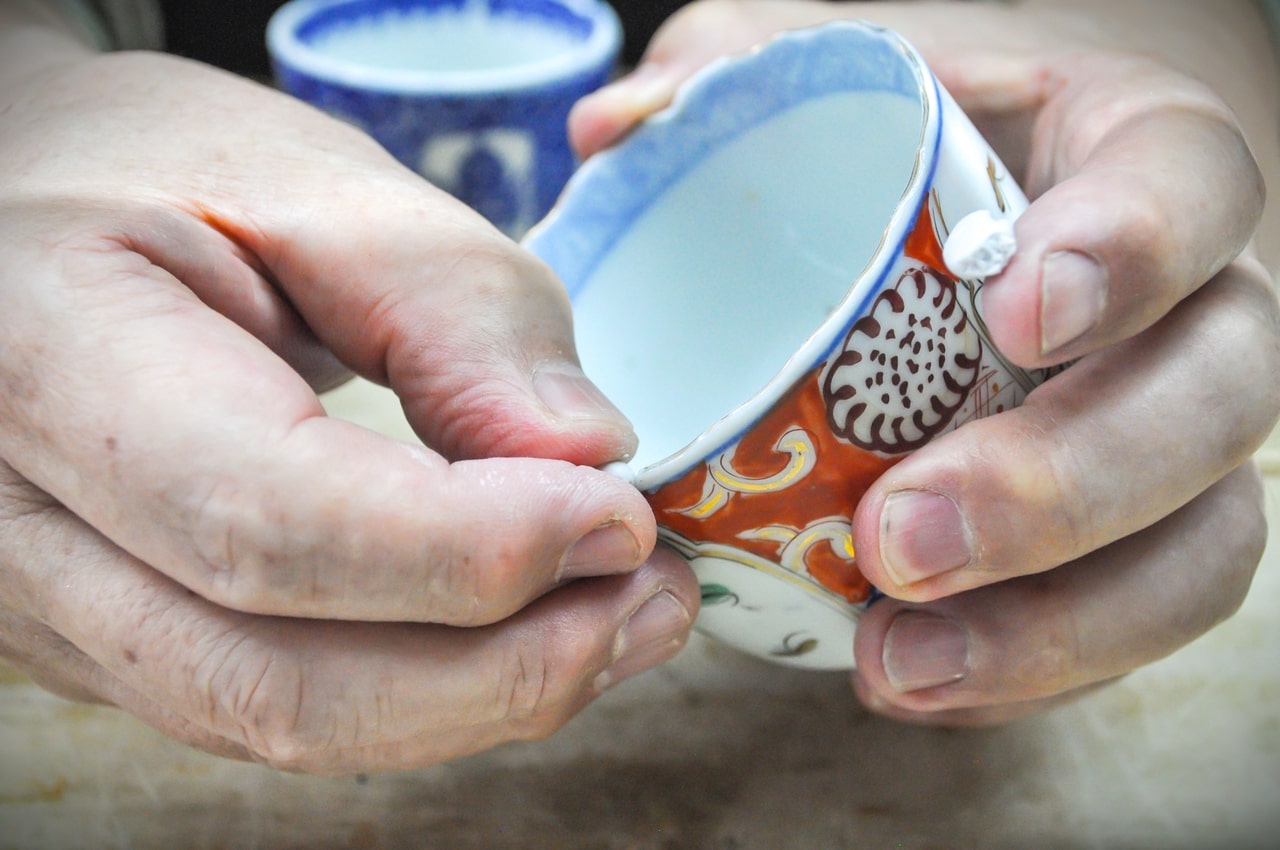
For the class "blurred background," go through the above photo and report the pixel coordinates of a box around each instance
[159,0,691,74]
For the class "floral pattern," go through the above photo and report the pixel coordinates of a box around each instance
[646,198,1048,665]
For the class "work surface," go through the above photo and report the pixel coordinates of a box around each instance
[2,379,1278,850]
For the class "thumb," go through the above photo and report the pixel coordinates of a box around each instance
[569,61,687,159]
[569,1,845,158]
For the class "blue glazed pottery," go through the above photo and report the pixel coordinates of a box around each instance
[268,0,622,237]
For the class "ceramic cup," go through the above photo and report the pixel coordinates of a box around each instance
[267,0,622,237]
[525,21,1055,670]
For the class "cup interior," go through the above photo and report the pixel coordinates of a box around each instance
[527,24,937,480]
[267,0,620,92]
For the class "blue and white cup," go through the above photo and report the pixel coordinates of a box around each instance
[526,22,1043,669]
[267,0,622,237]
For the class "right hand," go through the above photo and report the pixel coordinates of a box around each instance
[0,46,698,774]
[569,0,1278,726]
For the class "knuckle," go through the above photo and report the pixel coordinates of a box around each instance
[497,642,552,724]
[1191,269,1280,458]
[433,379,556,459]
[0,468,65,614]
[1010,641,1077,699]
[418,469,556,627]
[673,0,741,27]
[188,478,314,615]
[1212,467,1268,625]
[198,639,330,771]
[412,253,572,456]
[968,411,1092,569]
[493,635,586,741]
[420,522,505,626]
[1129,194,1175,266]
[423,549,487,624]
[1007,579,1084,698]
[1105,186,1176,282]
[189,478,258,604]
[439,239,555,313]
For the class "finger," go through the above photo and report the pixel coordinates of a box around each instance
[568,0,842,158]
[220,140,638,467]
[851,464,1265,716]
[13,54,637,468]
[565,0,1057,161]
[979,51,1265,365]
[0,461,259,758]
[117,201,353,393]
[0,622,255,762]
[573,2,1266,373]
[0,619,110,707]
[19,496,697,774]
[0,462,99,705]
[850,671,1122,727]
[0,215,656,625]
[854,260,1280,601]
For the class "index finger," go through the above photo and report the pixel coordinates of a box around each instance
[977,50,1265,366]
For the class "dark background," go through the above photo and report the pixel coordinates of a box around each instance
[159,0,693,73]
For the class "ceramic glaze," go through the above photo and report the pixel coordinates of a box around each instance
[307,7,582,73]
[268,0,620,237]
[574,92,923,471]
[531,21,1046,670]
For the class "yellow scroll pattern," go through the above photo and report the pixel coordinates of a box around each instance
[671,427,816,520]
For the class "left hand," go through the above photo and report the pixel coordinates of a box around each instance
[0,45,698,773]
[569,0,1280,725]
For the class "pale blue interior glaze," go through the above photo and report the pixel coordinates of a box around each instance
[524,23,941,480]
[269,0,618,92]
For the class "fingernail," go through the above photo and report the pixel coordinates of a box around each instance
[883,611,970,693]
[1040,250,1106,355]
[594,590,691,691]
[533,364,631,427]
[561,521,642,580]
[879,490,972,587]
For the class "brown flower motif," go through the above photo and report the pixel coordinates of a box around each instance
[822,267,982,454]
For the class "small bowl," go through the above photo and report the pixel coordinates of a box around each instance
[268,0,622,236]
[525,21,1046,669]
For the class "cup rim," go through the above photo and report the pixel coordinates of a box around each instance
[266,0,622,94]
[525,21,943,491]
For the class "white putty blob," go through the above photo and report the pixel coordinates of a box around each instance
[600,461,637,487]
[942,210,1017,279]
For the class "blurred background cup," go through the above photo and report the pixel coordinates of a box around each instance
[267,0,622,238]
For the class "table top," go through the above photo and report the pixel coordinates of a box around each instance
[2,379,1277,850]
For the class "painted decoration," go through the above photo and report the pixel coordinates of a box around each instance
[648,200,1047,668]
[525,21,1052,670]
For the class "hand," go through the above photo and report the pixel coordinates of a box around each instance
[0,44,698,773]
[570,0,1279,724]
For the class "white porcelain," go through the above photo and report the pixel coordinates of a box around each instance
[526,21,1052,670]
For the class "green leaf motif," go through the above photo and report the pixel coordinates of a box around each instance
[700,584,739,606]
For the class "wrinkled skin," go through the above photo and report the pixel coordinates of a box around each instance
[0,29,699,774]
[570,0,1280,724]
[0,0,1276,776]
